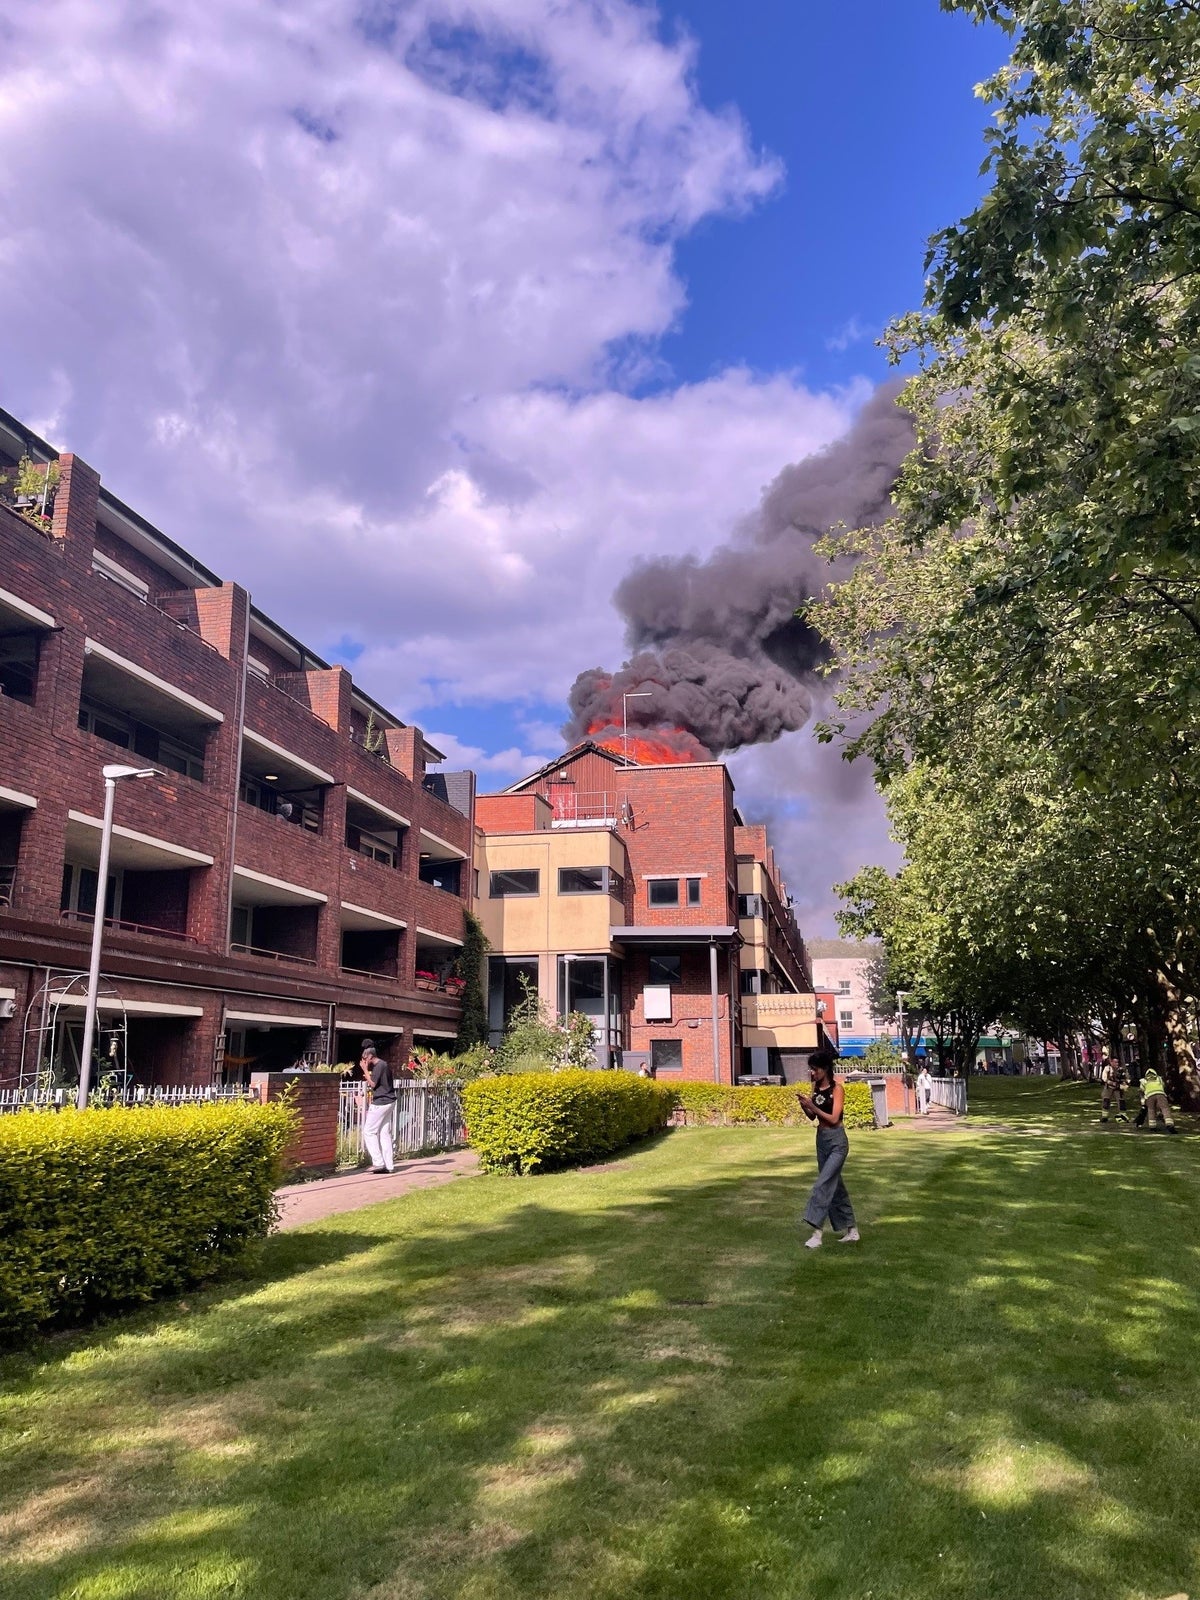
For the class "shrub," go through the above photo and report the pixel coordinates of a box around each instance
[671,1081,876,1131]
[0,1099,295,1339]
[462,1071,674,1174]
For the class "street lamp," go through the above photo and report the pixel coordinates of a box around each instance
[895,989,908,1062]
[76,763,159,1110]
[622,690,652,767]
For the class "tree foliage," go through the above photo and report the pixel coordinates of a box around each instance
[815,1,1200,1101]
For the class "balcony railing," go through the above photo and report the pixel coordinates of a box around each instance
[230,941,317,967]
[546,790,628,827]
[340,963,398,984]
[0,865,14,909]
[60,908,197,943]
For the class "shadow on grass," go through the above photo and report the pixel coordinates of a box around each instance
[1,1122,1197,1600]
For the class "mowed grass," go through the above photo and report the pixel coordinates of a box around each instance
[1,1079,1198,1600]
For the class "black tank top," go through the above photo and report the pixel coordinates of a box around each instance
[812,1083,841,1124]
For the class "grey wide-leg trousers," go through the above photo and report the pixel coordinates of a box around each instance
[803,1126,855,1232]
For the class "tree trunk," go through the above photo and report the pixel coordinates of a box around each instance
[1156,970,1200,1110]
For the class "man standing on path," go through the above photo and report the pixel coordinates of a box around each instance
[1099,1056,1130,1123]
[916,1062,933,1116]
[1135,1065,1178,1133]
[360,1041,396,1173]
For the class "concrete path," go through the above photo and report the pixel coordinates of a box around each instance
[274,1149,480,1230]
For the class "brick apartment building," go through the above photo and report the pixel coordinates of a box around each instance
[0,407,473,1092]
[475,742,824,1083]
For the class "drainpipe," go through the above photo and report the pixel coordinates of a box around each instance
[601,955,611,1070]
[709,940,721,1083]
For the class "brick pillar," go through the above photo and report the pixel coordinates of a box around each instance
[251,1070,341,1173]
[385,725,424,783]
[50,453,100,571]
[193,582,249,662]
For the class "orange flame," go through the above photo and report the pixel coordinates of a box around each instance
[587,719,707,764]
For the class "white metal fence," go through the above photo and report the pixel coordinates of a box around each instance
[905,1076,968,1116]
[338,1080,467,1168]
[0,1084,256,1113]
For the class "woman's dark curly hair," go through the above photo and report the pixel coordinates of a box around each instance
[806,1047,839,1085]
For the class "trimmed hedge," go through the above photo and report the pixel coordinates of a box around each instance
[0,1100,295,1338]
[462,1071,674,1174]
[672,1081,876,1131]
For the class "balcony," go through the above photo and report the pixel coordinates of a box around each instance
[345,788,407,870]
[230,866,325,967]
[417,826,467,896]
[240,731,330,834]
[545,790,628,829]
[340,902,405,984]
[60,813,212,945]
[0,862,14,910]
[78,639,223,783]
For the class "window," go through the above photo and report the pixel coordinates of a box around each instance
[740,968,763,996]
[79,697,205,782]
[686,877,702,907]
[837,979,852,994]
[648,878,679,907]
[738,893,763,919]
[490,868,540,897]
[651,1039,683,1072]
[61,862,120,922]
[346,823,397,867]
[839,1010,854,1028]
[648,953,681,986]
[559,865,605,895]
[420,857,462,895]
[0,631,39,704]
[608,869,625,901]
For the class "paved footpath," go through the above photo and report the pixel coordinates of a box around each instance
[274,1149,480,1230]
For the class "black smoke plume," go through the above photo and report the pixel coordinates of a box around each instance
[564,381,913,756]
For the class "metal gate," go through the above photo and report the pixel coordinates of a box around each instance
[338,1080,467,1168]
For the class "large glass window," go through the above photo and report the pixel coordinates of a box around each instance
[648,878,679,907]
[738,893,763,919]
[651,1039,683,1072]
[648,953,681,986]
[490,869,540,897]
[559,865,605,895]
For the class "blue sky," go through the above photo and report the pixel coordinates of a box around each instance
[0,0,1006,924]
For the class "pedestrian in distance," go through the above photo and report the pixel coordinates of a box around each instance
[798,1048,859,1249]
[916,1061,933,1116]
[1134,1064,1178,1133]
[360,1040,396,1173]
[1099,1055,1129,1123]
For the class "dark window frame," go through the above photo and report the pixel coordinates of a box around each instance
[647,878,679,908]
[489,868,541,898]
[651,1039,683,1072]
[648,953,681,986]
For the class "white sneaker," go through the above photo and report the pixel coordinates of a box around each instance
[839,1228,860,1244]
[803,1230,823,1249]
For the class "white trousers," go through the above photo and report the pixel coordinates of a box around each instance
[917,1088,931,1115]
[363,1102,395,1171]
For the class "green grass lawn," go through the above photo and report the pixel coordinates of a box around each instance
[2,1077,1198,1600]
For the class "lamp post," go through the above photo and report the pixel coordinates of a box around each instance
[621,690,651,767]
[76,763,158,1110]
[896,989,908,1064]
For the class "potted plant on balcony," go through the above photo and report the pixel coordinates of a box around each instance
[445,974,466,997]
[4,456,59,524]
[415,969,440,992]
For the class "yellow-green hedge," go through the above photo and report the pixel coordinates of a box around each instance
[462,1071,674,1174]
[672,1081,876,1131]
[0,1100,295,1338]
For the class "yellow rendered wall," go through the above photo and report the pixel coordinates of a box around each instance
[476,828,628,957]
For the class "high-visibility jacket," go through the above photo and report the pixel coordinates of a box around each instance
[1141,1069,1166,1097]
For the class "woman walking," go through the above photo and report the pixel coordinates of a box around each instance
[798,1049,859,1249]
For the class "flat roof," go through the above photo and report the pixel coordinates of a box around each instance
[610,925,739,943]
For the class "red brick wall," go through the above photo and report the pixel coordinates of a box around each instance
[476,793,549,833]
[624,943,737,1082]
[623,766,737,928]
[252,1070,340,1171]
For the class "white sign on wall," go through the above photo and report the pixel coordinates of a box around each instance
[643,985,672,1022]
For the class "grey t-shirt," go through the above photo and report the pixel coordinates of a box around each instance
[367,1058,395,1105]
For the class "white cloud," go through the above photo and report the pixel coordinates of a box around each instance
[0,0,890,916]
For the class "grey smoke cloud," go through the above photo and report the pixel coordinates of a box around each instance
[564,380,913,753]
